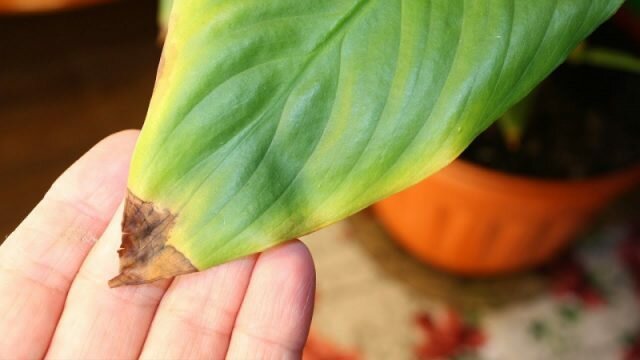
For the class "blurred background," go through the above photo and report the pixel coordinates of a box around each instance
[0,0,159,235]
[1,1,639,359]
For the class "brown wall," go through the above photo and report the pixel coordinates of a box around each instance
[0,0,160,236]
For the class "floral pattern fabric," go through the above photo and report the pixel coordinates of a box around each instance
[302,213,640,360]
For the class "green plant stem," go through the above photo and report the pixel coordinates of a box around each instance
[569,46,640,74]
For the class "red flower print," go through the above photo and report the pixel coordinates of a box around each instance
[415,308,485,360]
[619,225,640,299]
[623,331,640,360]
[547,254,605,308]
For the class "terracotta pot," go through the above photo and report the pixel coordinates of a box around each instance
[0,0,109,13]
[372,159,640,276]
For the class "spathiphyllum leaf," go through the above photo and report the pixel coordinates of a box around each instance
[109,0,623,286]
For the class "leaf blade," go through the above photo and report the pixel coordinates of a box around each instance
[127,0,623,272]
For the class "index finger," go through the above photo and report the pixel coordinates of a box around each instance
[0,130,138,360]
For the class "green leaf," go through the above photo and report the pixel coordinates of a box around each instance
[113,0,623,284]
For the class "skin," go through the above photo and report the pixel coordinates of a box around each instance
[0,130,315,360]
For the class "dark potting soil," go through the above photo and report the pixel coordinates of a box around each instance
[461,20,640,180]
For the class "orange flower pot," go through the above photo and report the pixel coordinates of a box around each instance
[0,0,109,13]
[372,159,640,276]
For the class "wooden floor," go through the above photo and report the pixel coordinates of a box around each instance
[0,0,161,235]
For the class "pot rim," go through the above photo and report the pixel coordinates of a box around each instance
[439,158,640,196]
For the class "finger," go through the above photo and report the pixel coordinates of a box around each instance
[226,241,315,359]
[139,255,257,360]
[46,205,170,359]
[0,130,138,360]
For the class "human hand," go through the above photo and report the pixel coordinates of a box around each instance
[0,130,316,359]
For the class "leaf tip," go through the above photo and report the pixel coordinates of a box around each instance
[109,190,196,288]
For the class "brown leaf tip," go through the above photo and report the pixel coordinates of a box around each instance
[108,190,196,288]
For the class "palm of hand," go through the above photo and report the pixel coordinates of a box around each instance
[0,131,315,359]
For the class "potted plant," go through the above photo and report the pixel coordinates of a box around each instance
[372,15,640,276]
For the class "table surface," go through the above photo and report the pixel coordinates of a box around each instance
[302,210,640,360]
